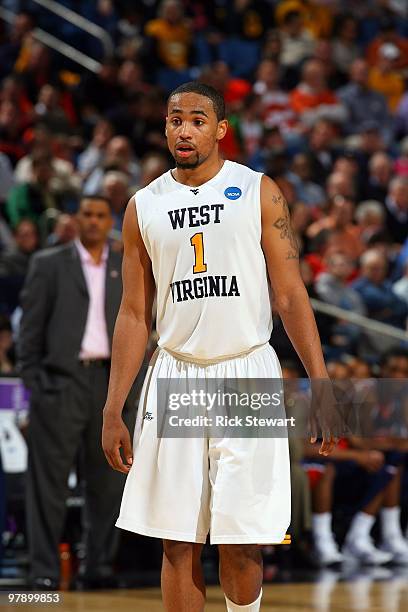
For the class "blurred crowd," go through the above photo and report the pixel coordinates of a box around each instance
[0,0,408,579]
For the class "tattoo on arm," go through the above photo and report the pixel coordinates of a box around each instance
[272,196,299,260]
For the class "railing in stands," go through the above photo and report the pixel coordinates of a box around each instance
[310,298,408,342]
[0,5,105,74]
[31,0,114,58]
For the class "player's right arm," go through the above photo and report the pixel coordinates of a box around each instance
[102,198,155,473]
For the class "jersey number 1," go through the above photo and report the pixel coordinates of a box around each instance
[190,233,207,273]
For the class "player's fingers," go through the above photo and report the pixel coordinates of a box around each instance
[319,434,334,456]
[122,434,133,466]
[103,449,116,470]
[108,447,130,474]
[309,414,318,444]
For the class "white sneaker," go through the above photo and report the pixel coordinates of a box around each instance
[342,538,393,565]
[380,536,408,565]
[313,538,345,566]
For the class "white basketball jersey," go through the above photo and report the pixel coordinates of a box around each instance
[135,160,272,360]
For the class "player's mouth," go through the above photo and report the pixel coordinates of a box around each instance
[175,143,196,157]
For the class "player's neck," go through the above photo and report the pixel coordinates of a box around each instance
[173,156,225,187]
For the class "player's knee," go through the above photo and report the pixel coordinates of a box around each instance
[218,544,262,570]
[163,540,200,565]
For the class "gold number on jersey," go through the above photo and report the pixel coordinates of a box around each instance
[190,232,207,273]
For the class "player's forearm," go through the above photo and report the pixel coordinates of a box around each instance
[104,307,151,417]
[275,285,328,379]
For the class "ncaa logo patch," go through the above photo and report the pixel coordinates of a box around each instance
[224,186,242,200]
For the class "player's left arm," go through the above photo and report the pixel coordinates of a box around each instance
[260,175,336,454]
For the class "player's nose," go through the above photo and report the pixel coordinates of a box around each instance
[179,121,193,139]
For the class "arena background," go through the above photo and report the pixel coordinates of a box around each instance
[0,1,407,610]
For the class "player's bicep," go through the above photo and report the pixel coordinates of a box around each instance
[121,198,155,325]
[260,175,303,297]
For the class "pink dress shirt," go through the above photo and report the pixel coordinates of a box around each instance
[75,239,111,360]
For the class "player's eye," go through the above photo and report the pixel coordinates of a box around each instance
[194,119,204,126]
[171,118,181,126]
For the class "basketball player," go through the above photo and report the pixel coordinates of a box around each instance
[102,82,336,612]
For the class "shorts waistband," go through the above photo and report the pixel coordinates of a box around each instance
[159,343,270,366]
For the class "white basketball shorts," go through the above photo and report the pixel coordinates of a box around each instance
[115,343,291,544]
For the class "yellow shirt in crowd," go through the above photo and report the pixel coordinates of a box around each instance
[145,19,191,71]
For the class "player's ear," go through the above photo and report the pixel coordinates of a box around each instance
[216,119,228,142]
[165,116,168,137]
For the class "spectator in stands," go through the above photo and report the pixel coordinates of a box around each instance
[326,170,356,201]
[253,59,296,135]
[102,170,130,231]
[276,6,315,70]
[305,431,406,565]
[290,59,347,128]
[0,100,26,166]
[332,13,360,76]
[0,315,14,373]
[312,38,347,90]
[0,75,32,120]
[355,200,386,245]
[316,252,366,355]
[138,152,170,189]
[305,352,408,566]
[306,119,340,185]
[0,217,14,254]
[287,153,326,208]
[0,151,15,206]
[117,60,149,100]
[6,150,58,229]
[144,0,192,89]
[83,136,140,195]
[353,249,408,330]
[338,58,391,143]
[0,219,38,279]
[15,41,53,105]
[107,89,168,159]
[352,122,388,172]
[366,16,408,71]
[395,137,408,177]
[46,214,77,248]
[0,10,35,80]
[236,93,263,159]
[33,84,71,135]
[77,57,121,116]
[393,261,408,309]
[363,152,393,203]
[368,43,404,113]
[384,176,408,244]
[395,92,408,139]
[77,119,115,180]
[307,195,363,260]
[14,141,81,212]
[0,219,39,314]
[247,125,286,173]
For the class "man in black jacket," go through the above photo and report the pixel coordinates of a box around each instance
[19,195,137,590]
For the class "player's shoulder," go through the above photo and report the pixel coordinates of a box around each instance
[226,160,262,182]
[132,170,174,207]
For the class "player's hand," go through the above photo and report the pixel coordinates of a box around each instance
[102,410,133,473]
[309,379,343,456]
